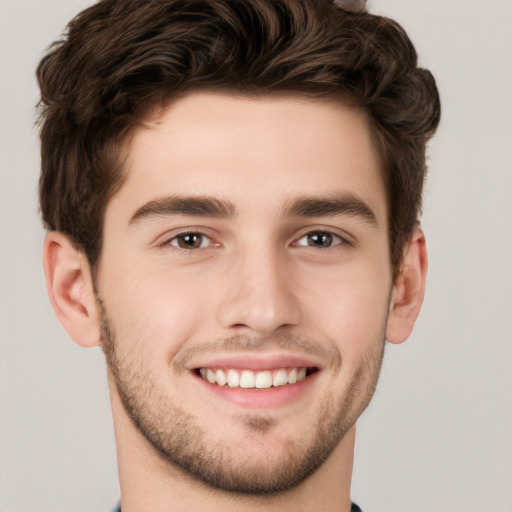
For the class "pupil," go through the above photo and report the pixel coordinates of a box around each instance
[180,234,201,248]
[309,232,332,248]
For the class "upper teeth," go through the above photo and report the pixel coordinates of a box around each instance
[199,367,308,389]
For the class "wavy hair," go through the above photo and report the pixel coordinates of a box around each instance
[37,0,440,271]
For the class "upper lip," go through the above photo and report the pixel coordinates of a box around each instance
[188,353,323,371]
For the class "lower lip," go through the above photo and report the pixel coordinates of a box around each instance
[193,371,318,409]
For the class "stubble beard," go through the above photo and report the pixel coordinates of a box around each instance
[99,300,386,496]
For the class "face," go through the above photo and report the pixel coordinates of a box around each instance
[96,93,392,494]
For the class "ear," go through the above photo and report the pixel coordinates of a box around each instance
[386,228,428,344]
[42,231,101,347]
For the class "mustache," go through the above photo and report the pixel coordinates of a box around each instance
[173,334,341,370]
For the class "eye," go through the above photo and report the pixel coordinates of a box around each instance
[169,233,212,250]
[296,231,344,249]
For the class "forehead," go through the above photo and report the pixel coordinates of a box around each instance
[110,92,386,222]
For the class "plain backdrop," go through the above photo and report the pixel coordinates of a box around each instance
[1,1,511,511]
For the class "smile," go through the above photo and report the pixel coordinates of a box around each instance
[198,367,316,389]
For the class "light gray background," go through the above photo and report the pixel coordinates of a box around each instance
[1,1,511,511]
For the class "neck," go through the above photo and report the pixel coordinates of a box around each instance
[109,380,355,512]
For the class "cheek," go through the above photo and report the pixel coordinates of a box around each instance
[100,262,212,356]
[301,263,391,361]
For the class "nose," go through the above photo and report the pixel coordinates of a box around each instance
[216,245,302,336]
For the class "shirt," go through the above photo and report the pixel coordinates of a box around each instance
[111,501,363,511]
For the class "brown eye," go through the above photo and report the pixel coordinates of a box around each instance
[297,231,343,248]
[170,233,210,249]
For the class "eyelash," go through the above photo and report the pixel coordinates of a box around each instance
[167,232,214,250]
[295,231,346,249]
[163,229,350,252]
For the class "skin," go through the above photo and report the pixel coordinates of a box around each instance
[43,93,427,512]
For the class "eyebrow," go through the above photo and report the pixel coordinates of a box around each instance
[129,193,378,227]
[283,195,379,226]
[129,195,236,224]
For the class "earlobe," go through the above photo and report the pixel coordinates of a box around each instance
[42,231,102,348]
[386,228,428,344]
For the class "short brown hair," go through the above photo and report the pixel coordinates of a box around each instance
[37,0,440,271]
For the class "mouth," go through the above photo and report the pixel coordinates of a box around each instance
[187,354,323,408]
[196,366,318,389]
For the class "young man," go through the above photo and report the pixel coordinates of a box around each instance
[37,0,440,510]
